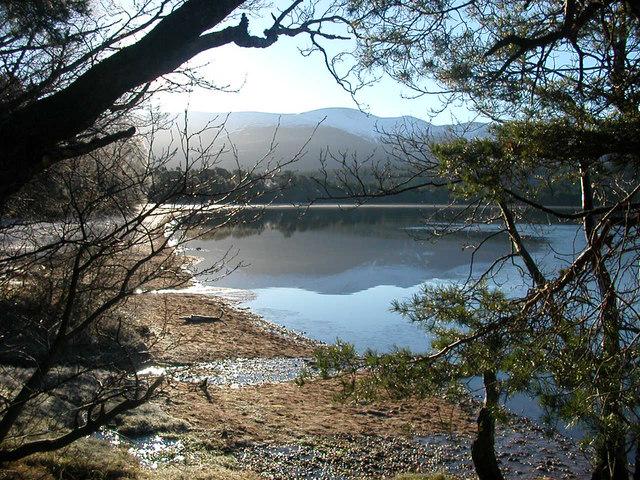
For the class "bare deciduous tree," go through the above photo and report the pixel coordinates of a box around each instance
[0,110,311,462]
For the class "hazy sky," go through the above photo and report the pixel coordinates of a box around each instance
[157,6,476,124]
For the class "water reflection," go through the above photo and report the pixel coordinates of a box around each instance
[191,207,552,294]
[188,206,578,352]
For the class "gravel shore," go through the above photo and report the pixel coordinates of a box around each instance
[235,425,590,479]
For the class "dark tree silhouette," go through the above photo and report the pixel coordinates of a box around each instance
[0,0,348,207]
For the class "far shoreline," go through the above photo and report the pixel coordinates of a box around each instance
[163,202,578,211]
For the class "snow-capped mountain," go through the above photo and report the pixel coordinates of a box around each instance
[159,108,488,171]
[218,108,432,140]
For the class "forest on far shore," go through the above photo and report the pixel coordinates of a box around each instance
[7,162,583,219]
[147,166,582,207]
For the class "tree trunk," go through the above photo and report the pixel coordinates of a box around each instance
[581,166,629,480]
[634,436,639,480]
[591,441,629,480]
[471,370,505,480]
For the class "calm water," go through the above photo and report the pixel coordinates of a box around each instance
[187,206,583,354]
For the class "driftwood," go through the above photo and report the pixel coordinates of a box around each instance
[198,378,214,403]
[181,309,224,324]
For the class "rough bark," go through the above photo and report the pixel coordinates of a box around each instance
[471,370,505,480]
[634,437,639,480]
[591,443,630,480]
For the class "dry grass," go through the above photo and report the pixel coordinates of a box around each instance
[143,465,260,480]
[112,402,191,436]
[162,378,474,447]
[0,437,260,480]
[0,438,140,480]
[129,293,317,362]
[0,288,477,480]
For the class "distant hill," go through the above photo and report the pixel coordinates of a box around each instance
[156,108,489,172]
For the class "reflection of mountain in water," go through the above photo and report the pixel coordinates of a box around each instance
[188,207,556,295]
[195,206,563,240]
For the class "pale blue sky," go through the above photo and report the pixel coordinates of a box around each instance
[157,4,477,124]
